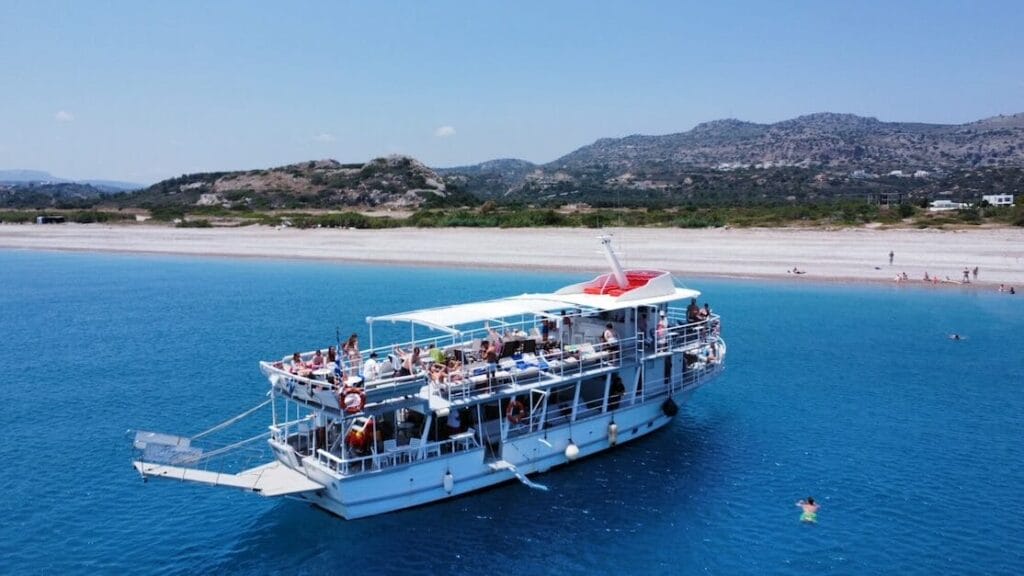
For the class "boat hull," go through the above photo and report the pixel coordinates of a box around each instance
[297,393,689,519]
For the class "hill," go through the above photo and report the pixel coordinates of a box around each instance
[446,112,1024,204]
[119,156,477,211]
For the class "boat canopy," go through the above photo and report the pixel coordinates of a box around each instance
[366,273,700,335]
[367,296,574,335]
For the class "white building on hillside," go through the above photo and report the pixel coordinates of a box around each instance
[982,194,1014,206]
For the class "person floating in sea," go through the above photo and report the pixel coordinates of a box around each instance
[949,333,964,341]
[796,497,819,523]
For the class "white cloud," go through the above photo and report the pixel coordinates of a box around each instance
[434,125,456,138]
[54,110,75,122]
[313,132,336,143]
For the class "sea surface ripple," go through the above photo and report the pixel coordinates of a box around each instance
[0,251,1021,575]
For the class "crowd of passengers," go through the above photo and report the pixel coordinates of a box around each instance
[281,302,718,390]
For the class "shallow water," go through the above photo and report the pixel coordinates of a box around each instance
[1,250,1021,575]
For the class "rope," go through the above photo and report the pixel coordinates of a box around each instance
[196,431,271,462]
[192,399,272,440]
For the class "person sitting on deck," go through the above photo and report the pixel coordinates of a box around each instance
[290,352,311,377]
[392,345,421,377]
[362,351,381,382]
[310,349,325,369]
[429,361,447,384]
[446,358,464,382]
[602,323,619,362]
[327,346,338,365]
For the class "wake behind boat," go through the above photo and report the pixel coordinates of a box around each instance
[132,237,727,519]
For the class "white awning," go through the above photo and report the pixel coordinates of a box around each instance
[365,286,700,335]
[367,296,577,334]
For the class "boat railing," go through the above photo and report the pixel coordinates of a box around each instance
[260,361,428,409]
[439,334,638,402]
[313,432,481,476]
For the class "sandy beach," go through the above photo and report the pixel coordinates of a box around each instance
[2,224,1022,287]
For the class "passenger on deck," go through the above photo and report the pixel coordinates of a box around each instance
[428,343,445,364]
[363,351,381,381]
[393,345,421,377]
[608,374,626,410]
[343,334,361,374]
[429,361,447,384]
[484,340,500,388]
[559,311,573,344]
[327,346,338,365]
[506,397,526,424]
[657,310,668,345]
[478,339,490,361]
[687,298,701,322]
[485,322,504,356]
[602,323,619,362]
[446,358,464,383]
[310,349,325,369]
[540,318,551,343]
[290,352,311,377]
[447,409,462,436]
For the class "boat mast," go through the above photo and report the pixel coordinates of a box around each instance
[599,235,628,288]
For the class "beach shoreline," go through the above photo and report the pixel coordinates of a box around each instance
[2,223,1022,288]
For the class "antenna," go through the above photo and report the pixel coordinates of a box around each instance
[599,235,628,288]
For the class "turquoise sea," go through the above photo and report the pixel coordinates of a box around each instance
[1,250,1022,575]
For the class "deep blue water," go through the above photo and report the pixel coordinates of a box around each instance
[1,250,1022,575]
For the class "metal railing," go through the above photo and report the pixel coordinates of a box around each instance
[312,433,481,476]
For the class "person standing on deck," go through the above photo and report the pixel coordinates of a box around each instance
[559,310,572,345]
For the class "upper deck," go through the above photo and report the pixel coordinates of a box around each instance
[261,298,722,415]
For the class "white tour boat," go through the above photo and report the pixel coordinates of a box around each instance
[132,238,726,519]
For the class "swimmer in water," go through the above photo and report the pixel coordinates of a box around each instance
[796,497,819,523]
[949,333,963,341]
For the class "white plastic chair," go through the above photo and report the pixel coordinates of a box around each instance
[383,439,398,465]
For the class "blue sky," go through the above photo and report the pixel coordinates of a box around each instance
[1,0,1021,183]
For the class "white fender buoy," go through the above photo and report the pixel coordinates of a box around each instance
[443,471,454,494]
[608,423,618,446]
[565,442,580,461]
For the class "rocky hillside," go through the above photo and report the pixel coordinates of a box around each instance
[553,113,1024,171]
[443,112,1024,204]
[0,182,112,208]
[122,156,475,211]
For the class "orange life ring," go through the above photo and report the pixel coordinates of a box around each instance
[506,399,525,424]
[340,386,366,414]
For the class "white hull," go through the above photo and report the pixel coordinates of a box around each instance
[294,393,690,519]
